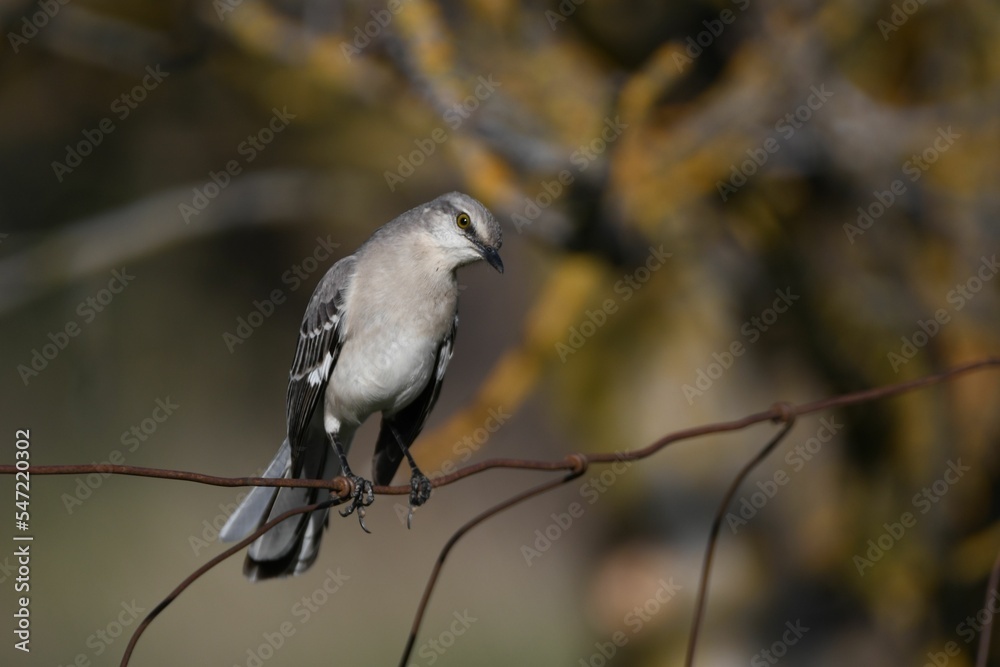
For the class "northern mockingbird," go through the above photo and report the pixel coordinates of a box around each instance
[220,192,503,580]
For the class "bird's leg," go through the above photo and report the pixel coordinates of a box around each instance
[331,434,374,533]
[389,425,432,529]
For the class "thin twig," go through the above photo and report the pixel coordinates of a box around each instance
[684,412,797,667]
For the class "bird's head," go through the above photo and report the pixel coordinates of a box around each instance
[421,192,504,274]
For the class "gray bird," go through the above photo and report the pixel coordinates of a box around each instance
[220,192,503,580]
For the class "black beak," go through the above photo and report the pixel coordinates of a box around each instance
[481,246,504,274]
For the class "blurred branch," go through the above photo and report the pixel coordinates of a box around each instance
[0,169,334,315]
[37,5,183,75]
[388,1,567,175]
[196,0,392,98]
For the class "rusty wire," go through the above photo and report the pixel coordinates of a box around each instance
[1,357,998,666]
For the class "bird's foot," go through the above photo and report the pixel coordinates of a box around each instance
[406,472,433,529]
[339,474,375,533]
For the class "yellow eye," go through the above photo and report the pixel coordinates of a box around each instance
[456,212,471,229]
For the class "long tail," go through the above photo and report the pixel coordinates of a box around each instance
[219,439,340,581]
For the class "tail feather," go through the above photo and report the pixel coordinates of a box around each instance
[246,485,311,561]
[242,447,340,581]
[219,440,291,543]
[222,435,342,581]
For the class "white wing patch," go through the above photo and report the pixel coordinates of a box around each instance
[435,338,453,381]
[305,313,339,338]
[307,351,334,386]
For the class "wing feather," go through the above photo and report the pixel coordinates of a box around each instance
[285,256,355,473]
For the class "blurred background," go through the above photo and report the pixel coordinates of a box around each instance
[1,0,999,665]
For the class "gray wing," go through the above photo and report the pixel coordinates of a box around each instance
[371,313,457,485]
[285,255,355,471]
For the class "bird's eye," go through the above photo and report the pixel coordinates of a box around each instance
[456,212,471,229]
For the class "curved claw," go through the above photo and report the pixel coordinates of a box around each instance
[339,474,375,533]
[356,505,371,534]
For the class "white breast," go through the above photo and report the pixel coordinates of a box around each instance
[326,328,437,424]
[323,245,458,427]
